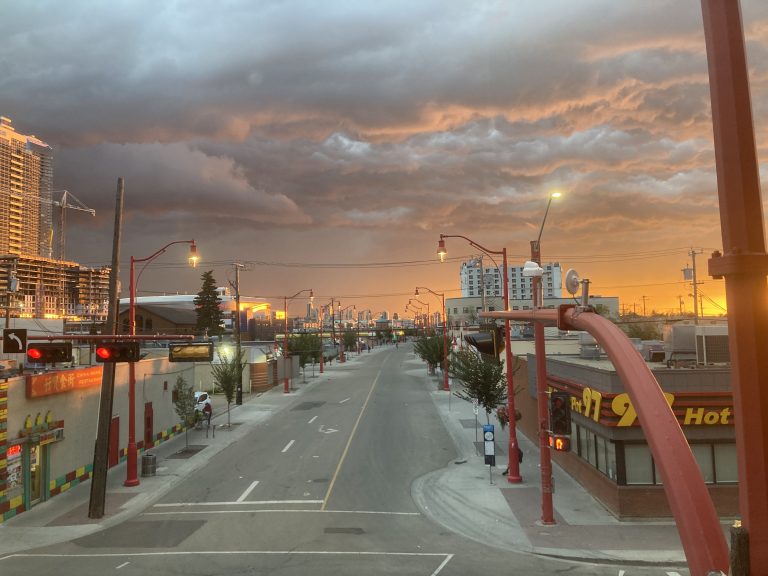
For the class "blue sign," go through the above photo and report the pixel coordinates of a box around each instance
[483,424,496,466]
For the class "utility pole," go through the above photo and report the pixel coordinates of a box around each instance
[89,177,123,519]
[683,248,703,324]
[641,295,649,317]
[233,263,244,405]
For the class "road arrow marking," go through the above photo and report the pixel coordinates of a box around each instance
[318,425,339,434]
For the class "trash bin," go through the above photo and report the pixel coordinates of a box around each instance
[141,453,156,477]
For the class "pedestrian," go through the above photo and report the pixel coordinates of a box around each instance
[502,448,523,476]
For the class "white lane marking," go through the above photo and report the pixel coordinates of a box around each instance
[430,554,454,576]
[149,506,418,514]
[236,481,260,503]
[154,500,324,507]
[318,425,339,434]
[339,397,351,404]
[116,561,130,569]
[666,573,683,576]
[618,571,625,576]
[10,551,451,560]
[281,440,295,453]
[308,415,318,424]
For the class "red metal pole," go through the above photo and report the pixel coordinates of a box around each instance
[442,294,449,391]
[319,308,324,374]
[702,1,768,572]
[124,256,139,487]
[531,240,554,523]
[484,307,729,574]
[502,248,521,483]
[283,296,289,393]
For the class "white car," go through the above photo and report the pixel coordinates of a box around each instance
[194,391,212,413]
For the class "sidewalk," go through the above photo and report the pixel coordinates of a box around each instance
[411,354,694,567]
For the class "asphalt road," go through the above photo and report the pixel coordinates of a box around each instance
[0,344,688,575]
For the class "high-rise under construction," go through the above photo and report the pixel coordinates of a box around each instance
[0,117,109,321]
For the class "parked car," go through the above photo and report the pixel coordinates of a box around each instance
[194,391,212,413]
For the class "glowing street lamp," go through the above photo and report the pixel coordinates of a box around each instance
[416,287,448,392]
[409,298,429,329]
[283,289,313,393]
[438,233,521,484]
[125,239,198,487]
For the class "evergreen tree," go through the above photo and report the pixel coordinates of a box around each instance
[449,348,506,423]
[194,270,224,338]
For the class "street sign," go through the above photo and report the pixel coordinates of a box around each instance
[483,423,496,466]
[168,342,214,362]
[3,328,27,353]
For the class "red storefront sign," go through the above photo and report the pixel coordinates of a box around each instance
[26,366,104,398]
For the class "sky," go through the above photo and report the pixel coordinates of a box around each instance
[3,1,767,320]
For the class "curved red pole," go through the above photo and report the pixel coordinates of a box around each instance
[483,308,729,575]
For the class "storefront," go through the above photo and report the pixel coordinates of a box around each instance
[517,354,737,518]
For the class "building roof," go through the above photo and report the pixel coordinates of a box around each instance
[119,304,197,325]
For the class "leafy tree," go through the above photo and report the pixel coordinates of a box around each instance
[413,335,446,376]
[619,315,662,340]
[211,349,244,427]
[467,308,479,326]
[449,348,506,423]
[291,333,321,380]
[194,270,224,338]
[342,330,358,354]
[172,375,195,449]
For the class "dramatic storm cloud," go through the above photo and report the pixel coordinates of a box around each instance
[2,0,767,314]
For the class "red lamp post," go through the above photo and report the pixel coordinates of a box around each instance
[339,304,355,362]
[416,287,449,392]
[126,239,198,487]
[438,234,521,484]
[319,306,325,374]
[409,298,429,330]
[283,289,313,393]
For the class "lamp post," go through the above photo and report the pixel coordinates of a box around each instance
[358,309,371,353]
[319,305,325,373]
[232,263,245,405]
[283,289,313,393]
[409,298,429,330]
[416,287,449,392]
[126,239,198,487]
[438,234,521,483]
[406,303,422,335]
[339,304,355,362]
[527,190,561,524]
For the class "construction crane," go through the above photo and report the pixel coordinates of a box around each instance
[46,189,96,261]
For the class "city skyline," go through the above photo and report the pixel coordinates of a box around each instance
[3,2,767,316]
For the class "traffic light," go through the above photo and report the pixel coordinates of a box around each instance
[463,324,505,358]
[26,342,73,364]
[549,390,572,435]
[169,342,214,362]
[95,341,141,362]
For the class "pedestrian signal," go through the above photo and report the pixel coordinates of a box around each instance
[95,341,141,363]
[549,390,571,435]
[549,434,571,452]
[463,324,505,358]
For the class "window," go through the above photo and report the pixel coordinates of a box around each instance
[714,444,737,483]
[462,307,469,313]
[625,444,654,485]
[691,444,714,483]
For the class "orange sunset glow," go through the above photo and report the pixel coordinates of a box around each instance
[3,2,764,319]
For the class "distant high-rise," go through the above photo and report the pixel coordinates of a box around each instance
[460,258,562,304]
[0,117,109,321]
[0,116,53,257]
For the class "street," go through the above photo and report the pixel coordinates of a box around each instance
[1,344,690,575]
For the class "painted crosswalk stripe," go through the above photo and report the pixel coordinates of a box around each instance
[282,440,295,453]
[236,481,260,503]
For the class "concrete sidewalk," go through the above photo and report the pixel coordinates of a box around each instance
[411,353,697,568]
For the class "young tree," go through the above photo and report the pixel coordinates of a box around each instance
[342,330,358,355]
[172,375,196,449]
[292,332,321,381]
[413,335,446,376]
[449,348,506,423]
[211,349,244,427]
[194,270,224,338]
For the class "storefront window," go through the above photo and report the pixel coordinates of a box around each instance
[596,435,607,475]
[605,440,617,481]
[691,444,714,483]
[625,444,654,485]
[714,443,738,483]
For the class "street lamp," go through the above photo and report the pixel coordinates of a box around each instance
[358,309,372,353]
[283,288,313,393]
[339,304,355,362]
[126,239,198,487]
[528,190,562,524]
[438,233,521,484]
[406,302,423,335]
[409,298,429,330]
[416,287,449,392]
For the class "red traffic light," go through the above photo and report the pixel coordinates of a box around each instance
[26,342,73,364]
[95,341,141,363]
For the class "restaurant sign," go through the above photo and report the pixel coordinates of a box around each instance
[26,366,103,398]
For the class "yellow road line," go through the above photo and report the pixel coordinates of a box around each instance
[321,357,387,511]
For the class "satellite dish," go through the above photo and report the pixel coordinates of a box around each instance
[565,269,581,295]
